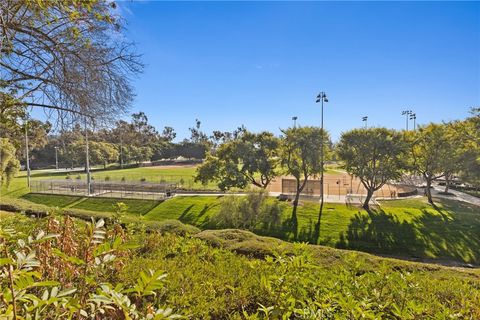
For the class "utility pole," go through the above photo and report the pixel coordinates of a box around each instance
[24,119,31,188]
[120,134,124,169]
[54,146,58,170]
[85,118,91,196]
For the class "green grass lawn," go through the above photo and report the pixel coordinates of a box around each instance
[144,196,223,225]
[21,193,82,207]
[19,193,161,215]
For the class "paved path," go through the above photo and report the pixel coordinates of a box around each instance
[431,185,480,207]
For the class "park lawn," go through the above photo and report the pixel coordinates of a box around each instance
[71,197,161,215]
[17,192,160,216]
[144,196,223,226]
[21,193,82,208]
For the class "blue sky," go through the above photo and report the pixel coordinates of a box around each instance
[117,1,479,142]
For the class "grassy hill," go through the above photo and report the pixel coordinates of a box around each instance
[1,212,479,318]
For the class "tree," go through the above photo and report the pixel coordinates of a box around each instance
[195,131,280,191]
[88,141,119,169]
[456,108,480,186]
[161,126,176,142]
[441,121,465,193]
[189,119,209,145]
[0,0,142,123]
[0,138,20,187]
[337,128,406,210]
[408,123,451,205]
[280,127,328,237]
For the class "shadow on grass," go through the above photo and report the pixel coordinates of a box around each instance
[21,193,82,208]
[335,205,480,263]
[178,203,219,228]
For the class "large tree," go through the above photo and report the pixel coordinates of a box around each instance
[408,123,451,205]
[195,131,280,191]
[456,108,480,186]
[0,138,20,186]
[0,0,142,123]
[280,126,327,236]
[337,128,406,210]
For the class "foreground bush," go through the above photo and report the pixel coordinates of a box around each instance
[1,215,480,319]
[0,216,181,319]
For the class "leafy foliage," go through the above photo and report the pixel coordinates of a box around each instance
[195,131,280,191]
[0,216,180,319]
[0,138,20,187]
[211,191,281,231]
[337,128,406,209]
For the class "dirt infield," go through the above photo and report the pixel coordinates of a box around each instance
[267,173,413,198]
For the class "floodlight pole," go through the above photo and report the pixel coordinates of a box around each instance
[410,113,417,131]
[292,116,298,129]
[402,110,412,131]
[316,91,328,228]
[85,118,91,196]
[362,116,368,129]
[24,119,31,188]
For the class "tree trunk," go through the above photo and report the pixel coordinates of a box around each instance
[444,174,450,193]
[315,176,324,244]
[290,183,301,241]
[425,178,434,205]
[363,189,374,210]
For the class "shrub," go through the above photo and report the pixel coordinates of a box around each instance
[0,217,181,319]
[211,191,281,231]
[105,175,111,181]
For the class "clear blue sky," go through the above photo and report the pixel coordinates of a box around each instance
[118,1,479,142]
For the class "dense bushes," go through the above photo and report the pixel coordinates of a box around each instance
[1,214,480,319]
[211,192,281,231]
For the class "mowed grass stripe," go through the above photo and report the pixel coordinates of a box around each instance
[20,193,161,215]
[144,196,223,226]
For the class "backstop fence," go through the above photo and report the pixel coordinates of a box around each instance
[30,179,178,201]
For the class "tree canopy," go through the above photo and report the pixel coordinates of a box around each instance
[0,0,142,124]
[195,131,280,191]
[337,128,406,210]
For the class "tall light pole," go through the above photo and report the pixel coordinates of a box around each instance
[409,113,417,131]
[402,110,412,130]
[292,116,298,129]
[315,91,328,229]
[54,146,59,170]
[362,116,368,129]
[24,118,31,188]
[84,118,91,196]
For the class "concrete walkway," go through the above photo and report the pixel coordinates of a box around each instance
[431,185,480,207]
